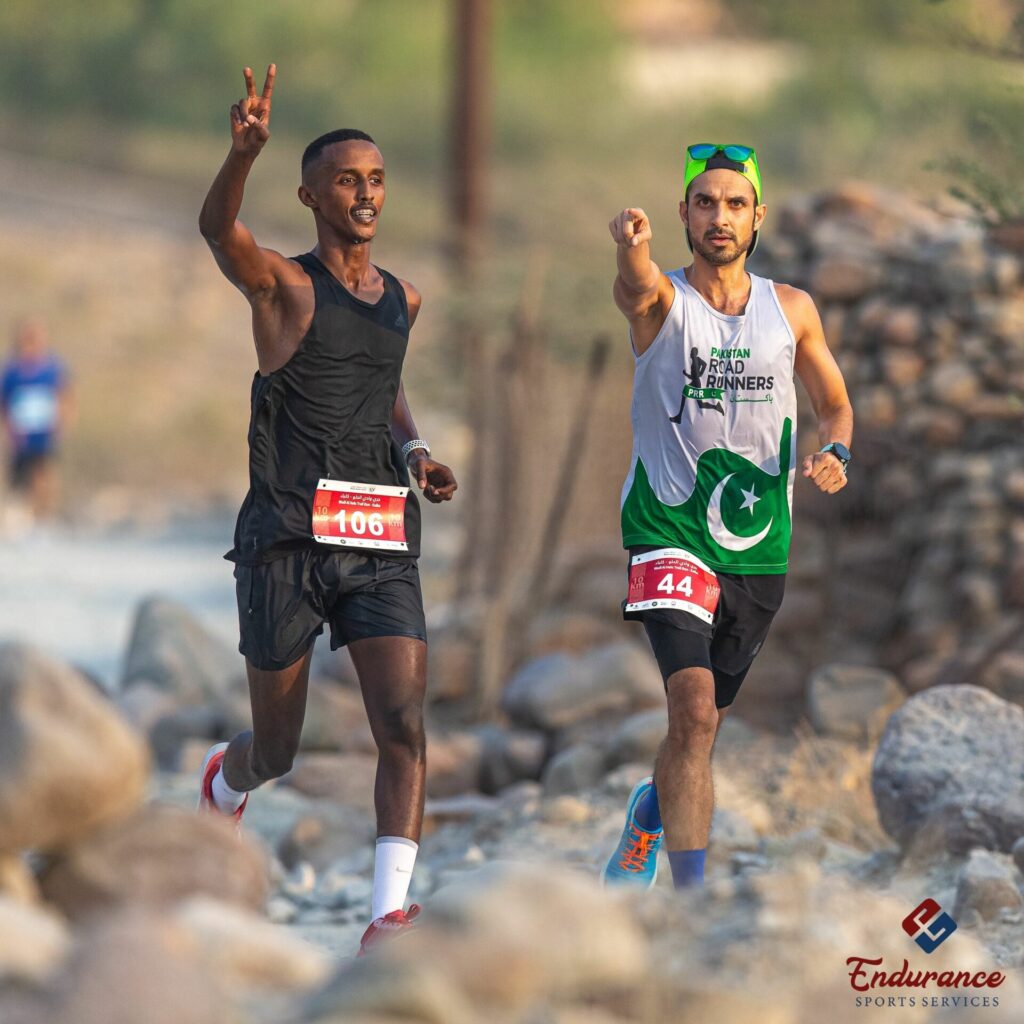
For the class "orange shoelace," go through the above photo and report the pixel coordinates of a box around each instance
[618,825,660,872]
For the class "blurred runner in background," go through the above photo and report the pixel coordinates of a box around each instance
[1,318,73,524]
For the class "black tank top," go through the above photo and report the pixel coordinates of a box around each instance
[227,252,421,564]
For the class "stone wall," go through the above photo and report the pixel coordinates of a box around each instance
[750,185,1024,706]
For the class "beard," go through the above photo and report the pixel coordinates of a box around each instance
[691,230,751,266]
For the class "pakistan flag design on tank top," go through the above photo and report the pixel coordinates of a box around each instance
[621,270,797,574]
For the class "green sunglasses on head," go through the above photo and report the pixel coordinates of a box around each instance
[684,143,762,205]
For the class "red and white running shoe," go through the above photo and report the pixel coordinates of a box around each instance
[197,741,248,826]
[357,904,421,957]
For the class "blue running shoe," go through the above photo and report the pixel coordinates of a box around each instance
[601,776,663,888]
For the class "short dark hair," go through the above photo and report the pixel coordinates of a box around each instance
[301,129,377,175]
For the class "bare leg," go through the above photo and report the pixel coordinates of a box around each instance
[221,646,314,792]
[654,666,719,851]
[28,459,58,521]
[348,636,427,841]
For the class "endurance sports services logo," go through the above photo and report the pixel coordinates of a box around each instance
[846,898,1005,1011]
[902,898,957,953]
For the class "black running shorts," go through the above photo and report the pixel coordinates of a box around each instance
[10,450,54,488]
[623,545,785,708]
[234,549,427,671]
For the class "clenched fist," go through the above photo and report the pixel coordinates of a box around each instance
[610,208,653,248]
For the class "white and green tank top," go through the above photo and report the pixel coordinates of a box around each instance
[620,269,797,574]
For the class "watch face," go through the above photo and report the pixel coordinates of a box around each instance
[830,442,851,463]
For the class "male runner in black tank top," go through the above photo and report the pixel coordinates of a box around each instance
[196,65,457,955]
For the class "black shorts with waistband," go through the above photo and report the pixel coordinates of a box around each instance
[234,548,427,671]
[623,545,785,708]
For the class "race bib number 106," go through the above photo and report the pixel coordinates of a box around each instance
[625,548,721,624]
[312,479,409,552]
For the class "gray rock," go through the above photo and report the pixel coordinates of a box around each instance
[277,808,376,873]
[424,793,500,826]
[424,862,646,1007]
[0,643,149,854]
[173,896,330,992]
[872,685,1024,852]
[502,643,662,731]
[120,596,244,705]
[44,911,232,1024]
[299,681,376,753]
[426,730,484,798]
[303,955,475,1024]
[810,256,881,301]
[608,708,666,767]
[0,896,70,984]
[709,808,760,854]
[477,726,547,794]
[952,849,1023,922]
[807,663,905,743]
[281,752,378,811]
[541,744,606,797]
[0,854,38,904]
[315,868,376,909]
[39,804,269,920]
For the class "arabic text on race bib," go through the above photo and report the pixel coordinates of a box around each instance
[625,547,721,624]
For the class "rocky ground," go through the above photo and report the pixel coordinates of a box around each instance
[1,594,1023,1023]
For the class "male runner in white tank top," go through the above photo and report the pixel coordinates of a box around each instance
[601,144,853,890]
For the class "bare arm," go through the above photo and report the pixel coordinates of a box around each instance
[781,285,854,495]
[198,65,296,299]
[391,283,457,504]
[610,208,676,356]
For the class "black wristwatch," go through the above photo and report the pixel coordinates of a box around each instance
[820,442,851,474]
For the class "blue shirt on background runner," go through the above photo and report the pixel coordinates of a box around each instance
[1,355,67,457]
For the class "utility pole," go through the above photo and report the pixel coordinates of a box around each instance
[451,0,494,602]
[451,0,492,272]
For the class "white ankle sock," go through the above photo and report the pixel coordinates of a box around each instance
[371,836,418,921]
[211,767,247,814]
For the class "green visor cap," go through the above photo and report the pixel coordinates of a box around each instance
[684,144,762,205]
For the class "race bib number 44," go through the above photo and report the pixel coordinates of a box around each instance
[312,479,409,552]
[625,548,721,624]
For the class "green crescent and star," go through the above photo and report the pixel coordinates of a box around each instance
[622,418,793,574]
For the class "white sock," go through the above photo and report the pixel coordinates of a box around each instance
[371,836,418,921]
[211,767,247,814]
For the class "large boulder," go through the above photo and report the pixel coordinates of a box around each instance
[120,596,244,706]
[0,896,70,985]
[502,643,662,731]
[39,804,269,919]
[0,643,149,854]
[302,863,645,1023]
[806,663,905,742]
[173,896,331,992]
[871,685,1024,853]
[41,911,232,1024]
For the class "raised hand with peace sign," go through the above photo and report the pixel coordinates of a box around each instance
[230,64,276,158]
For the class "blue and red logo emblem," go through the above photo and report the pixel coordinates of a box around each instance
[902,899,957,954]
